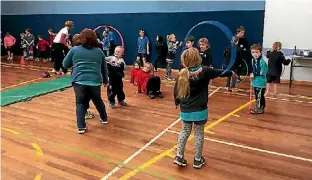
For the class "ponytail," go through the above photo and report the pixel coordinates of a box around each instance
[176,68,190,99]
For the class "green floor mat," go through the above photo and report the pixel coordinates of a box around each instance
[1,76,72,106]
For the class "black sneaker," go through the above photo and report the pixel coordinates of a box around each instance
[157,91,164,98]
[193,157,206,169]
[99,117,108,124]
[148,92,155,99]
[173,156,187,167]
[109,103,117,109]
[118,101,127,106]
[250,107,264,114]
[78,127,88,134]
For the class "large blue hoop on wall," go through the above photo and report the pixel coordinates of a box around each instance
[183,20,237,76]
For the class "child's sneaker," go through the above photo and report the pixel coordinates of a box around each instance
[109,103,117,109]
[250,107,264,114]
[78,127,88,134]
[118,101,127,106]
[148,92,155,99]
[173,156,187,167]
[99,117,108,124]
[157,91,164,98]
[85,111,94,119]
[193,157,206,169]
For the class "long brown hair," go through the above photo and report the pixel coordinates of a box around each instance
[176,48,202,99]
[77,29,100,49]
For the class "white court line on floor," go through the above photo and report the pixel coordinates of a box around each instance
[218,90,312,104]
[101,87,222,180]
[166,129,312,163]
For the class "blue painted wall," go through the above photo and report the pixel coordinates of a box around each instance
[1,1,265,69]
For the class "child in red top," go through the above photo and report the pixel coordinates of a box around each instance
[130,61,142,85]
[136,62,164,99]
[36,35,50,62]
[4,32,16,60]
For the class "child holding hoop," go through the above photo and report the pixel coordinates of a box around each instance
[174,48,236,169]
[223,36,242,92]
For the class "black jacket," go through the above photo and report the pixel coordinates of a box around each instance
[223,46,242,69]
[200,49,212,67]
[106,57,125,81]
[156,36,168,58]
[267,50,289,76]
[238,36,251,61]
[174,67,232,113]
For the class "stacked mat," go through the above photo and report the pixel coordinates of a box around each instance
[1,76,72,106]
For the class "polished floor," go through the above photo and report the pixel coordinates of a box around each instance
[1,58,312,180]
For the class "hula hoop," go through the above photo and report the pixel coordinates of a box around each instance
[93,25,124,48]
[183,21,236,76]
[281,64,285,76]
[222,59,249,83]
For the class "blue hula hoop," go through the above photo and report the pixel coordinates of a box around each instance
[183,20,237,76]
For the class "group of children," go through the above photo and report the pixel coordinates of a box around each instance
[2,28,56,62]
[172,40,290,169]
[3,22,291,168]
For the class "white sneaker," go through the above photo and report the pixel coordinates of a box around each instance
[52,69,56,73]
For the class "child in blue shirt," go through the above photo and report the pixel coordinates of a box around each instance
[136,29,150,66]
[250,44,268,114]
[101,31,109,56]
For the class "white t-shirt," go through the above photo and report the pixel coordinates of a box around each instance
[53,27,68,43]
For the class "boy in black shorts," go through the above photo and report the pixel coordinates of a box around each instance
[266,42,291,94]
[136,29,150,66]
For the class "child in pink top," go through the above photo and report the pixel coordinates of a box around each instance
[4,32,16,60]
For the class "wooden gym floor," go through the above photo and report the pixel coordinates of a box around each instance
[1,59,312,180]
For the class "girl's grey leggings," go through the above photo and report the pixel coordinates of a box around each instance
[176,120,206,160]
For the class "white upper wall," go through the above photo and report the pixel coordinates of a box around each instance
[1,1,265,15]
[263,0,312,50]
[263,0,312,82]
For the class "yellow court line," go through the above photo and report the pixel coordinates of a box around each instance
[1,77,44,91]
[31,143,44,157]
[34,173,42,180]
[120,99,255,180]
[1,62,51,69]
[2,127,21,135]
[166,153,175,159]
[1,74,56,91]
[1,64,45,72]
